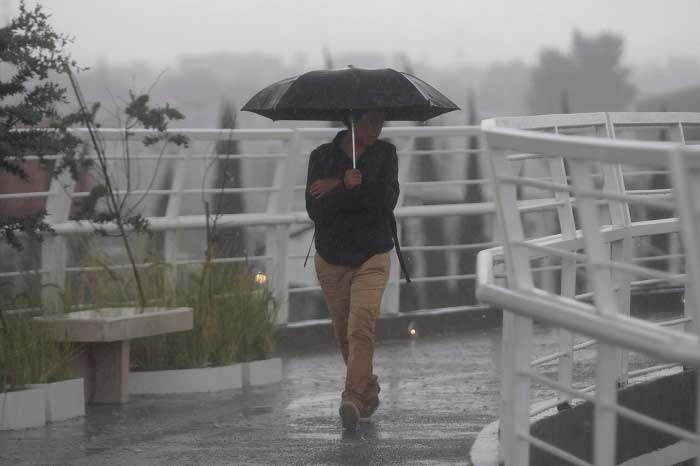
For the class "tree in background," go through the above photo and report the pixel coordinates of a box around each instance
[0,2,189,309]
[211,100,246,259]
[322,45,334,71]
[0,1,85,251]
[528,30,636,114]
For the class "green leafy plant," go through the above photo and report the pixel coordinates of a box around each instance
[0,1,87,251]
[68,75,189,308]
[0,1,86,391]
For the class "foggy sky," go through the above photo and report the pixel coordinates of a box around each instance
[15,0,700,69]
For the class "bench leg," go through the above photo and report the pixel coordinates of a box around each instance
[69,346,94,403]
[91,341,130,404]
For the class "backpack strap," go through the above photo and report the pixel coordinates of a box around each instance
[389,212,411,283]
[303,229,315,268]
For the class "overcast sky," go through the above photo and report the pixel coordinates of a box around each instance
[13,0,700,69]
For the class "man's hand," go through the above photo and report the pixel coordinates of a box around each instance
[344,169,362,189]
[310,178,341,199]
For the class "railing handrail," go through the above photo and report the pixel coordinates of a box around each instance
[487,111,700,130]
[478,111,700,466]
[1,125,490,325]
[483,121,700,168]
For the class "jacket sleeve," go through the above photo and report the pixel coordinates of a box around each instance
[305,148,353,222]
[343,144,400,215]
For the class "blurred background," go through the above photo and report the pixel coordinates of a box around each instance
[2,0,699,321]
[5,0,699,128]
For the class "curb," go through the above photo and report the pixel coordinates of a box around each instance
[0,387,45,431]
[31,378,85,423]
[129,358,283,394]
[1,378,85,431]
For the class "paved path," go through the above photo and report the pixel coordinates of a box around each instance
[0,325,589,466]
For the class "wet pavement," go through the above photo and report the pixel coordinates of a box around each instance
[0,329,507,466]
[0,319,650,466]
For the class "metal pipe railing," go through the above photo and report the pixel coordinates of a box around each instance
[1,125,491,324]
[478,112,700,466]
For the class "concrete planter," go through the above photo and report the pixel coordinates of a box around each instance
[129,363,243,394]
[31,378,85,423]
[129,358,282,395]
[0,387,46,430]
[242,358,283,387]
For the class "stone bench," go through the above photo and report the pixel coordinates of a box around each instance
[34,307,193,404]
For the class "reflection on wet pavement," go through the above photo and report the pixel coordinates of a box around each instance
[0,325,583,466]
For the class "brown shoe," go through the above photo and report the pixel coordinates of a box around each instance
[359,375,380,421]
[365,375,381,398]
[339,400,360,430]
[359,398,379,422]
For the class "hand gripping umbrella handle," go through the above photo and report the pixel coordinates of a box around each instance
[350,114,356,169]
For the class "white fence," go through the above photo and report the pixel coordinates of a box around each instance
[0,125,492,325]
[476,112,700,466]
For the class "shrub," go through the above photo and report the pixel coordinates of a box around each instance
[130,262,276,371]
[0,1,85,251]
[0,308,72,391]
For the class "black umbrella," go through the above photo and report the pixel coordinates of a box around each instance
[242,66,459,167]
[243,67,457,284]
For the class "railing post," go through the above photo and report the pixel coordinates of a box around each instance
[668,125,691,335]
[570,157,620,464]
[486,142,535,466]
[269,223,290,325]
[669,123,685,277]
[602,116,633,387]
[164,157,187,291]
[499,310,535,466]
[41,169,74,312]
[595,343,619,466]
[548,143,577,405]
[381,138,411,316]
[266,131,299,325]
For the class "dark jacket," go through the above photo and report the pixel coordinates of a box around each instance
[305,130,399,267]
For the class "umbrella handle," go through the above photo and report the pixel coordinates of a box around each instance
[350,114,356,169]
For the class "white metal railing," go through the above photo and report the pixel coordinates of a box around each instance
[0,125,492,325]
[476,112,700,466]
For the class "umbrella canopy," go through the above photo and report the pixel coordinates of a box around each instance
[243,67,439,284]
[241,67,459,122]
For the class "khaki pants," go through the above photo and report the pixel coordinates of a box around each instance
[315,252,390,408]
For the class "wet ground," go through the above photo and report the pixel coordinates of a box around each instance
[1,329,506,466]
[0,307,676,466]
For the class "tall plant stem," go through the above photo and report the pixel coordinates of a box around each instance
[66,68,148,309]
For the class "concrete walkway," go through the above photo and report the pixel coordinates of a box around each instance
[0,324,576,466]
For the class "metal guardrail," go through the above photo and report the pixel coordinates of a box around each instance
[476,112,700,466]
[0,125,491,324]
